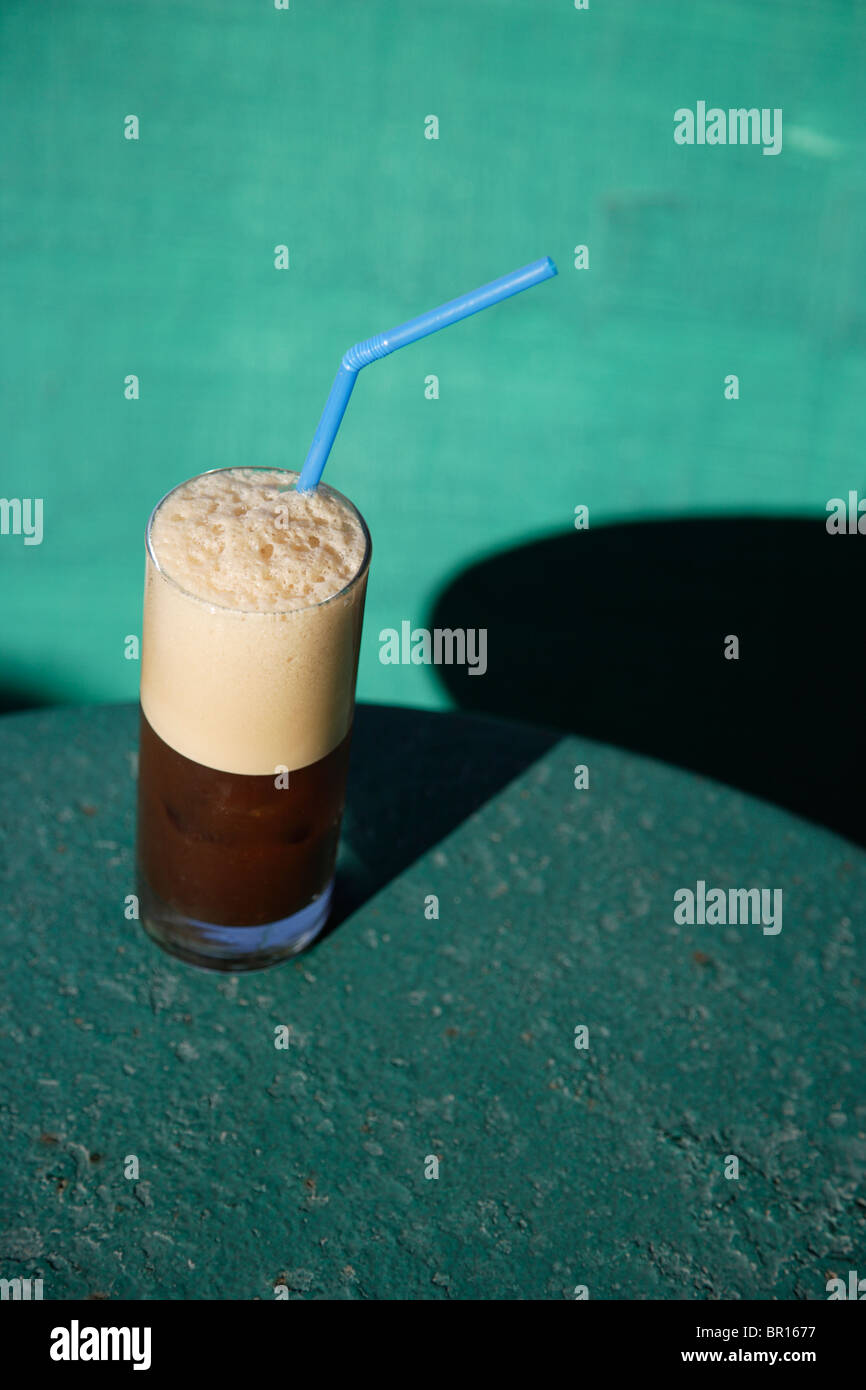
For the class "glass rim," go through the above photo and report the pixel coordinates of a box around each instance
[145,466,372,617]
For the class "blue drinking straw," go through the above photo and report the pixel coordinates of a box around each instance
[296,256,558,492]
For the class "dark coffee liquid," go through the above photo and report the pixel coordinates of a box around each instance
[136,709,353,927]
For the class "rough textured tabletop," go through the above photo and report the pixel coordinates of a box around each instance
[1,703,864,1300]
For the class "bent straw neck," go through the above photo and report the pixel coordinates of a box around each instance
[342,334,390,373]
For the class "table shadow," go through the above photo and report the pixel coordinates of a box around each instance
[0,681,52,714]
[426,516,866,848]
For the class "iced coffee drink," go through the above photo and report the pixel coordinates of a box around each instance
[135,466,371,970]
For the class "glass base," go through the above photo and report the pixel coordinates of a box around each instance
[138,877,333,973]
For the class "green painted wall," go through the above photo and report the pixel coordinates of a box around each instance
[2,0,864,712]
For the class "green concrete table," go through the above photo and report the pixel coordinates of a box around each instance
[1,703,864,1300]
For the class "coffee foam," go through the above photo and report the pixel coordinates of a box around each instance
[148,468,367,611]
[140,469,369,775]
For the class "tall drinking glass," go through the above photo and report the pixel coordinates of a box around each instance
[135,466,371,971]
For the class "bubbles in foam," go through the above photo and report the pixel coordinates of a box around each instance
[149,468,367,612]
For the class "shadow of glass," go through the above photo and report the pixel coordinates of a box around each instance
[326,703,559,931]
[426,516,866,848]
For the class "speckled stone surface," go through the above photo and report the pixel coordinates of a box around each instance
[1,703,864,1300]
